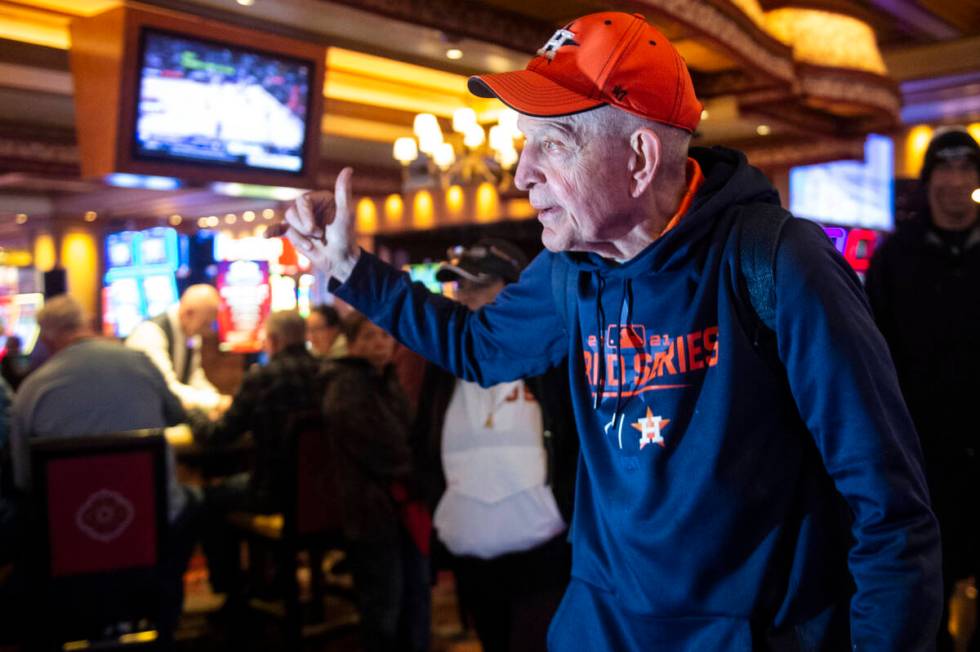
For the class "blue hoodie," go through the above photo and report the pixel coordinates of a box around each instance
[333,146,941,650]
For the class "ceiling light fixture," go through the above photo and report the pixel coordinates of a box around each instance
[756,124,771,136]
[446,48,463,60]
[393,108,523,190]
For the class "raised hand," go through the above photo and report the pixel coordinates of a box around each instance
[273,167,360,282]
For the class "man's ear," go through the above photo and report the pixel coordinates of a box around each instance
[628,128,662,198]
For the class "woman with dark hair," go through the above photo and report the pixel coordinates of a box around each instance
[306,304,346,358]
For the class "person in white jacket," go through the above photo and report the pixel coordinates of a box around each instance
[126,284,229,413]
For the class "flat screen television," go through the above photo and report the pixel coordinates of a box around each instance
[70,6,325,188]
[789,134,895,231]
[133,29,313,175]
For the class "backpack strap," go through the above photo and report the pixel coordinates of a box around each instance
[550,253,576,330]
[738,203,790,334]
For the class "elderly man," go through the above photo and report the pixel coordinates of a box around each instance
[281,12,940,651]
[126,284,229,413]
[866,129,980,651]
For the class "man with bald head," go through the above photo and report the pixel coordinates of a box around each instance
[280,12,940,650]
[127,283,229,413]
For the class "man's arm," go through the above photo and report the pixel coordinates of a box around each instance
[191,369,259,447]
[282,168,566,386]
[773,218,941,650]
[126,320,221,411]
[333,250,567,386]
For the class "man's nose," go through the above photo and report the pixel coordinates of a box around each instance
[514,148,543,191]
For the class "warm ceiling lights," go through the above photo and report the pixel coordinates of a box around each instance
[972,188,980,204]
[169,214,182,226]
[84,210,97,222]
[236,0,255,6]
[446,48,463,60]
[15,213,27,224]
[756,124,771,136]
[764,9,886,75]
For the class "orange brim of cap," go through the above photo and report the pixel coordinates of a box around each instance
[468,70,605,117]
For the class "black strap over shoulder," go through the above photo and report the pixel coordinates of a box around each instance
[550,253,575,329]
[737,203,790,333]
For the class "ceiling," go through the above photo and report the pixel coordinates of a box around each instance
[0,0,977,226]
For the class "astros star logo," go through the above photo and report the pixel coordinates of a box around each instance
[631,406,670,449]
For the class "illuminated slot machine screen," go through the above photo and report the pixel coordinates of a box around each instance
[216,260,271,353]
[142,274,179,319]
[104,275,144,338]
[270,274,298,312]
[106,231,138,270]
[296,273,314,317]
[139,226,180,268]
[0,293,44,354]
[403,262,448,295]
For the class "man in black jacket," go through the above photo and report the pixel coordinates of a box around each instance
[192,310,323,607]
[412,239,578,652]
[866,128,980,652]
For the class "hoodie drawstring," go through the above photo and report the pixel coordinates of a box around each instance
[593,273,606,410]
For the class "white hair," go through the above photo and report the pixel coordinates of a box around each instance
[563,105,691,182]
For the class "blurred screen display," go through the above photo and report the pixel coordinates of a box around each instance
[105,277,144,338]
[134,29,312,174]
[142,274,179,319]
[403,262,447,294]
[106,232,136,268]
[790,134,894,231]
[216,260,270,353]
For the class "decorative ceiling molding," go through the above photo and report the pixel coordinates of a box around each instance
[634,0,797,83]
[741,135,865,169]
[633,0,900,132]
[319,0,553,55]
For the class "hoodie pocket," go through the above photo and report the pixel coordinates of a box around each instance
[548,578,754,652]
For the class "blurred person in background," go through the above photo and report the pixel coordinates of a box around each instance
[306,304,346,358]
[1,336,29,391]
[322,312,428,652]
[190,310,323,614]
[866,128,980,652]
[126,284,231,414]
[412,239,577,652]
[9,295,199,636]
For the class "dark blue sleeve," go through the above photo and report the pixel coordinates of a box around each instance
[332,249,567,387]
[773,218,942,650]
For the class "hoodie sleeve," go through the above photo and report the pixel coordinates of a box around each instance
[331,249,567,387]
[772,218,942,650]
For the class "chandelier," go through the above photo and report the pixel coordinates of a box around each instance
[392,108,523,191]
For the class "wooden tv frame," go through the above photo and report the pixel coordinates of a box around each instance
[70,5,326,189]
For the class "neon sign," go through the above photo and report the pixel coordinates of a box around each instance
[822,225,882,274]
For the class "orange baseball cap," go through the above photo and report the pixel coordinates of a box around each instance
[468,12,702,133]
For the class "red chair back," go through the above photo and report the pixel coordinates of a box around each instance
[289,412,343,538]
[31,431,168,579]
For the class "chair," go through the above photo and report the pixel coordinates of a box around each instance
[27,430,170,650]
[226,410,355,647]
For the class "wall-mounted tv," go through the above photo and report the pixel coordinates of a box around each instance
[133,29,313,175]
[789,134,895,232]
[70,6,325,188]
